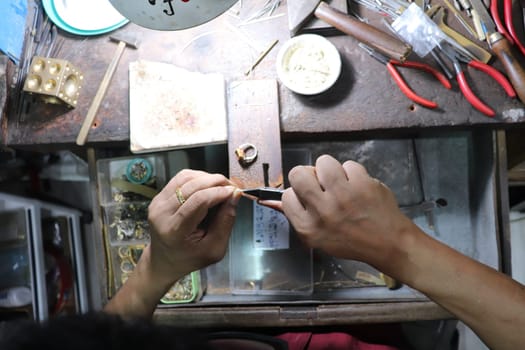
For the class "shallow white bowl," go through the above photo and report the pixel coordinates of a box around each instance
[276,34,342,95]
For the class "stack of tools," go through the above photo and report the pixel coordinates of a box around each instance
[287,0,348,35]
[288,0,412,61]
[11,2,65,123]
[318,0,525,116]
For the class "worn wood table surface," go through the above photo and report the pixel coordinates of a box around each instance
[2,1,525,147]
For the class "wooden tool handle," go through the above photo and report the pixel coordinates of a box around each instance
[314,2,412,61]
[490,33,525,104]
[76,41,126,146]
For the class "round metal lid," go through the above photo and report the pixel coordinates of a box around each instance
[108,0,238,31]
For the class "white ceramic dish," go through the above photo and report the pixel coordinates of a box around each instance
[276,34,341,95]
[42,0,128,36]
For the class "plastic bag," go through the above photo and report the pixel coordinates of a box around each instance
[392,3,448,57]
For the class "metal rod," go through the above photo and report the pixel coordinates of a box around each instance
[245,39,278,75]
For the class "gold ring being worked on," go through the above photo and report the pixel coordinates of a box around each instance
[175,187,186,205]
[235,143,258,166]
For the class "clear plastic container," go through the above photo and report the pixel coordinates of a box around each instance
[229,148,314,296]
[109,244,201,303]
[160,271,202,304]
[102,202,151,244]
[98,155,167,298]
[109,243,146,288]
[229,200,313,296]
[97,155,167,205]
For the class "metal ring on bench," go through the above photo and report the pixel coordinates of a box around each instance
[235,143,258,166]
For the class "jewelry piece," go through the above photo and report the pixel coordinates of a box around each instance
[118,246,131,259]
[235,143,258,166]
[125,158,153,184]
[120,259,135,273]
[175,187,186,205]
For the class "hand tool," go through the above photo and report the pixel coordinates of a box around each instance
[241,187,284,201]
[76,33,139,146]
[430,49,455,79]
[439,42,516,117]
[427,5,492,63]
[241,187,284,212]
[287,0,348,35]
[393,3,476,60]
[458,0,473,16]
[468,0,525,104]
[288,0,412,61]
[441,0,478,38]
[13,1,42,125]
[490,0,525,57]
[360,44,452,109]
[470,7,486,40]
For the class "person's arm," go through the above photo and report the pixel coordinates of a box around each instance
[400,227,525,350]
[281,154,525,350]
[104,169,241,319]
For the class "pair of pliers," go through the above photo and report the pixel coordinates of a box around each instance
[439,43,516,117]
[490,0,525,56]
[360,44,452,109]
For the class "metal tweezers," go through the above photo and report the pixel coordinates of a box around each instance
[241,187,284,201]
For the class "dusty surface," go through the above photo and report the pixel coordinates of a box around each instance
[3,1,525,147]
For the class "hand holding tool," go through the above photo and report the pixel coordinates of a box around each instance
[241,187,284,212]
[288,0,412,61]
[76,33,139,146]
[468,0,525,104]
[440,43,516,117]
[360,44,451,109]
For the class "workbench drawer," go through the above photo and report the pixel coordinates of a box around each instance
[90,129,500,326]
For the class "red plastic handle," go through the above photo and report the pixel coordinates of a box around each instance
[504,0,525,57]
[490,0,514,44]
[386,62,438,109]
[391,60,452,89]
[468,60,516,97]
[457,72,495,117]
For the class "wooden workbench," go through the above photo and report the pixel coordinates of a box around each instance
[0,0,519,330]
[2,2,525,147]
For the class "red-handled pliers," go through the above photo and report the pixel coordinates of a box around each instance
[490,0,525,56]
[361,45,451,109]
[440,43,516,117]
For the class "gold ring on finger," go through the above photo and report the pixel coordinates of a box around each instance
[175,187,186,205]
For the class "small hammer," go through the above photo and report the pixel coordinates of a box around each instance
[76,33,139,146]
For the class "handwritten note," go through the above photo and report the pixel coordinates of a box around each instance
[253,203,289,250]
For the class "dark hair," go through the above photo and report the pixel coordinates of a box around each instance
[0,312,212,350]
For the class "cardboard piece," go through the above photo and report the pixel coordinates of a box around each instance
[129,60,227,153]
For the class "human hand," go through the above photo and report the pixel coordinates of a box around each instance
[146,169,241,287]
[281,155,415,271]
